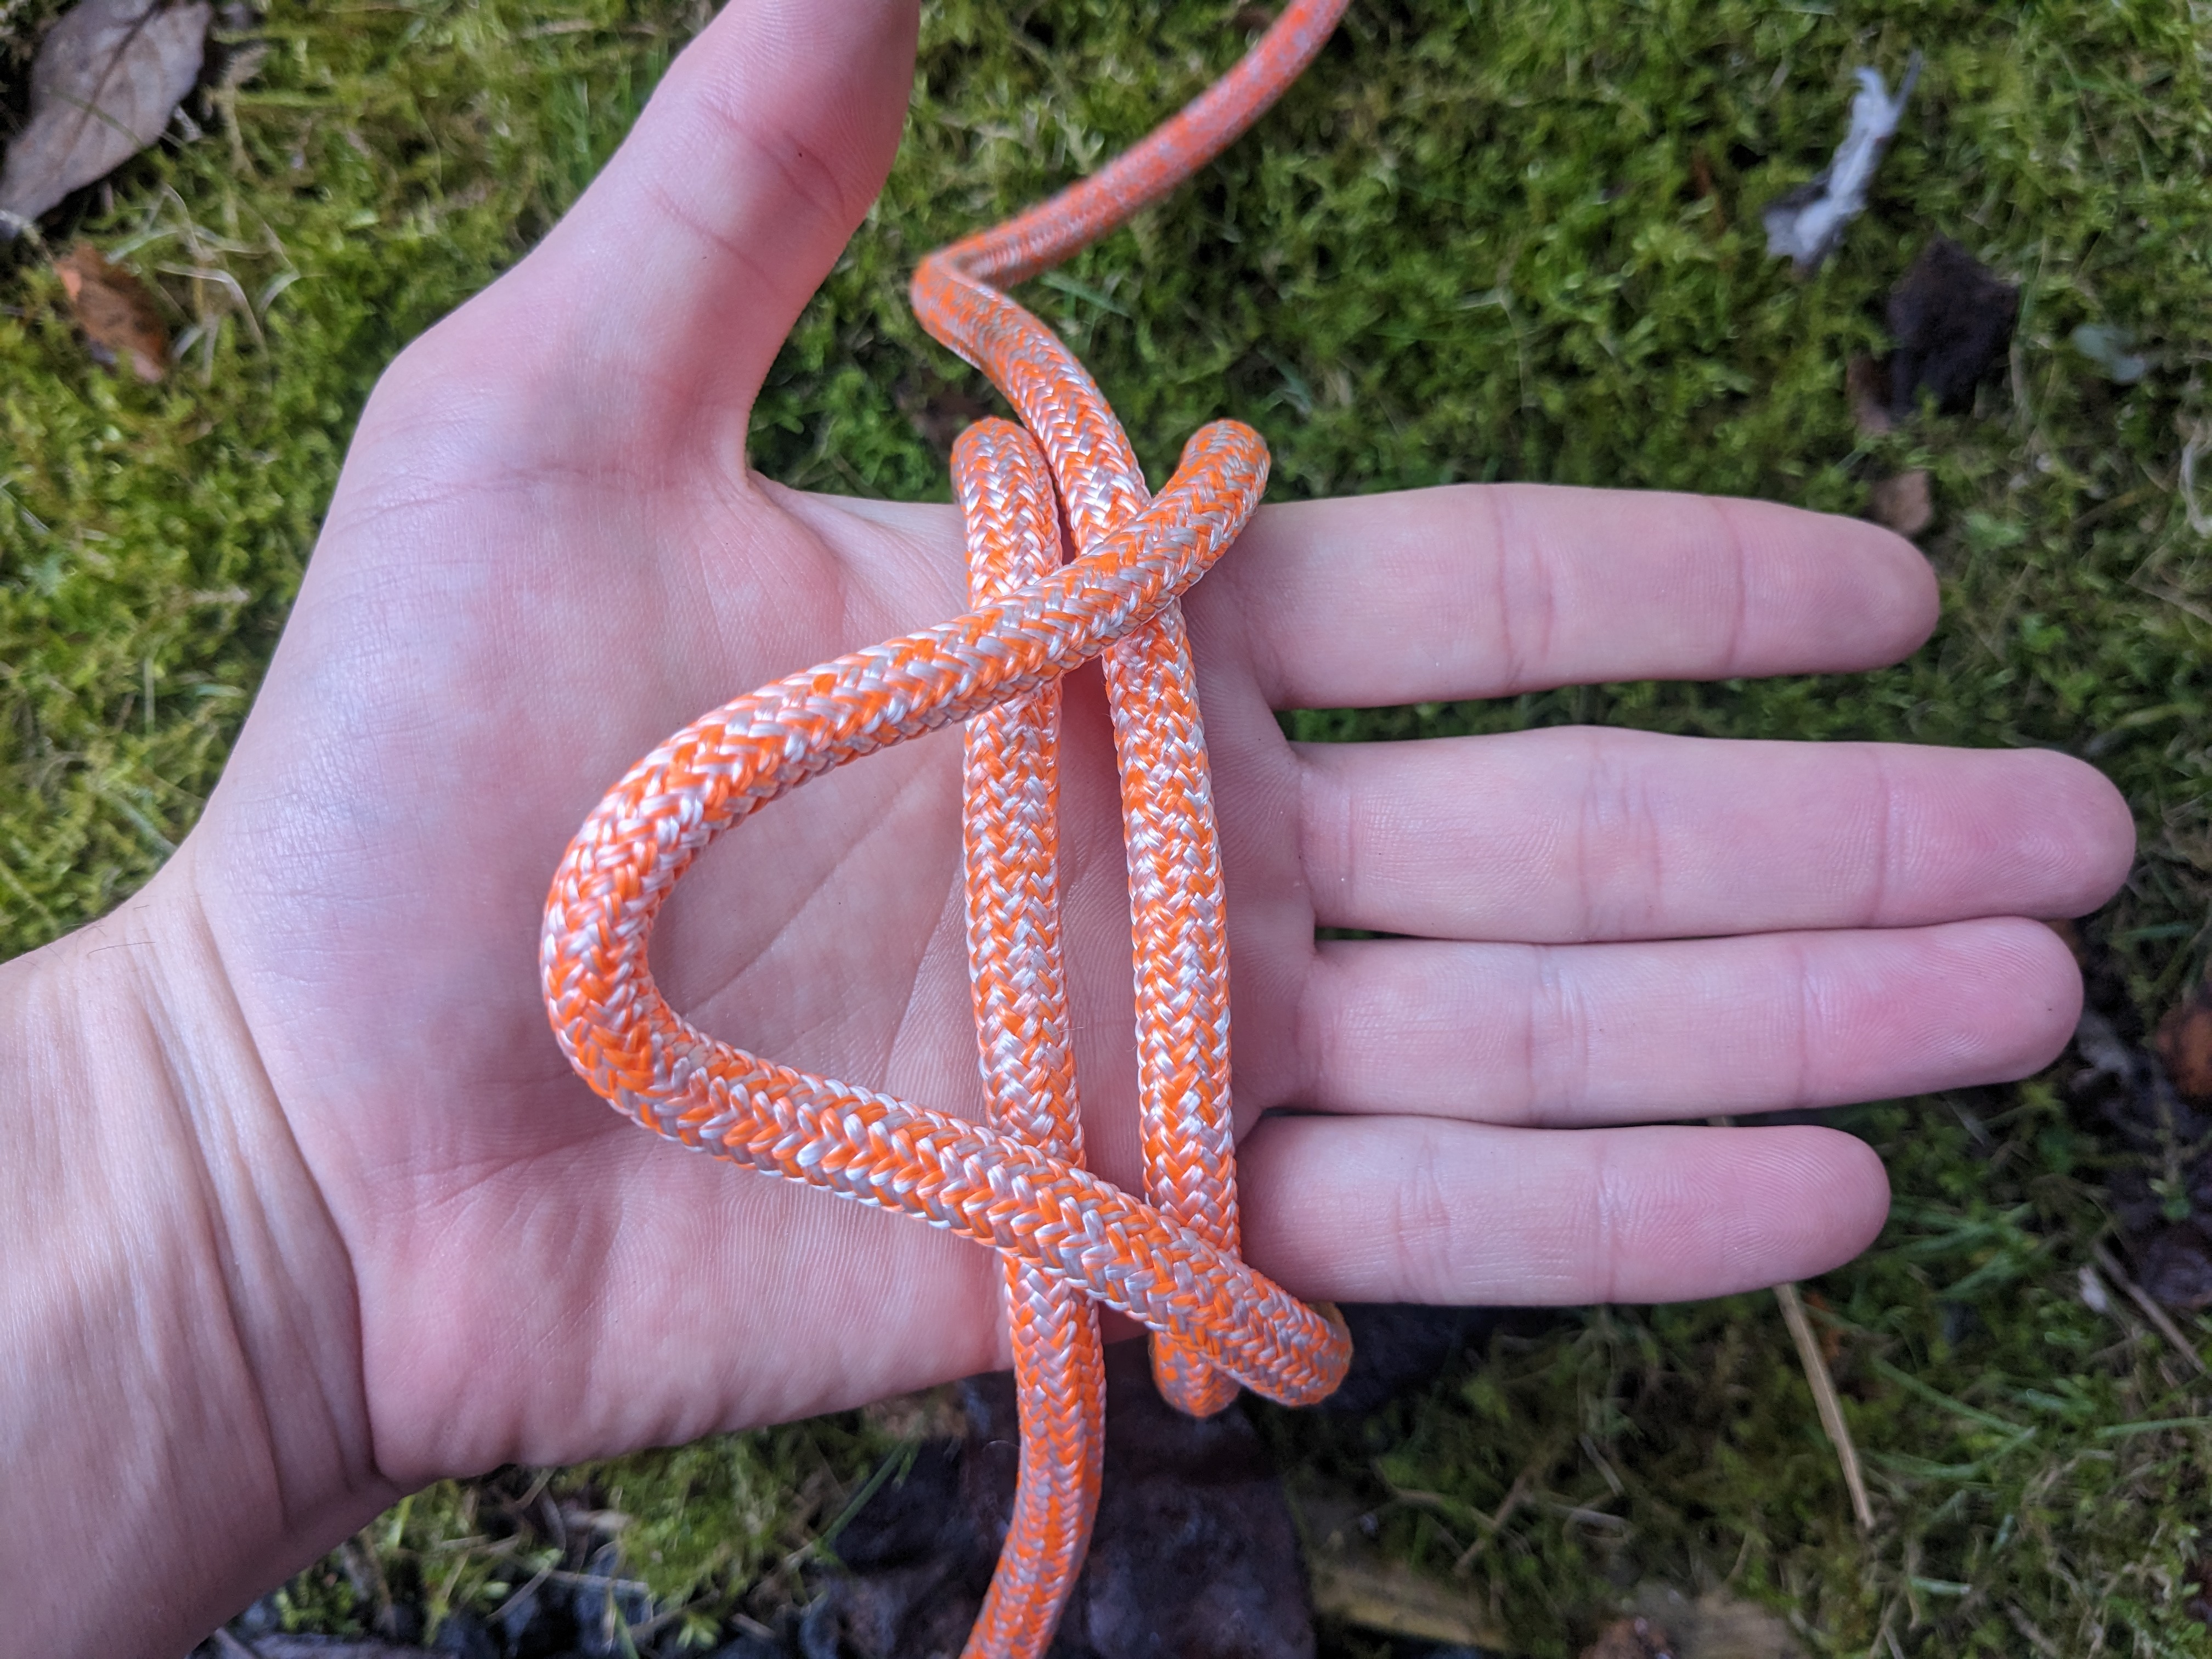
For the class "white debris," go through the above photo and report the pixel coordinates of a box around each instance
[1762,54,1921,272]
[2071,323,2149,385]
[2079,1264,2112,1316]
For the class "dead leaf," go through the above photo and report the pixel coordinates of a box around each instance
[1627,1587,1804,1659]
[0,0,212,233]
[1686,148,1726,230]
[1845,355,1894,436]
[1296,1490,1514,1649]
[1583,1617,1678,1659]
[2157,978,2212,1105]
[1886,235,2019,416]
[1867,469,1932,537]
[1797,1288,1844,1365]
[1306,1555,1510,1647]
[859,1383,968,1443]
[55,241,168,380]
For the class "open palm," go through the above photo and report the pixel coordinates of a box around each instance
[162,0,2129,1500]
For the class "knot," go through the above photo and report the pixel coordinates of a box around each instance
[543,2,1350,1650]
[538,418,1347,1404]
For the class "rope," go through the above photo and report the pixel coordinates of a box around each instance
[540,4,1352,1648]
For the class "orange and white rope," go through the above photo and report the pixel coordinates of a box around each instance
[542,4,1352,1649]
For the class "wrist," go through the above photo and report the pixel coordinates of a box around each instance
[0,854,396,1656]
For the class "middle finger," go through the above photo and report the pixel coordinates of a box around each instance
[1289,919,2079,1127]
[1291,726,2132,943]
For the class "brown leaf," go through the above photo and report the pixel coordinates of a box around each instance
[2157,978,2212,1105]
[1798,1287,1844,1364]
[0,0,212,232]
[1686,148,1725,229]
[1306,1555,1508,1647]
[1583,1617,1678,1659]
[1845,354,1894,436]
[1867,469,1932,538]
[55,241,169,380]
[1886,235,2019,416]
[1627,1586,1805,1659]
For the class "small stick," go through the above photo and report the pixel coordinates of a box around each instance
[1776,1280,1876,1534]
[2091,1242,2211,1379]
[1452,1444,1551,1570]
[1708,1114,1876,1533]
[2006,1603,2064,1659]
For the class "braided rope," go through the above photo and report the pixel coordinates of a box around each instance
[541,3,1352,1650]
[953,418,1105,1650]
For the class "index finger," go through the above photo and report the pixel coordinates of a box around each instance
[1193,483,1937,708]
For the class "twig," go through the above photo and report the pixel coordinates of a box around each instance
[1537,1497,1629,1531]
[1859,1598,1900,1659]
[482,1559,557,1631]
[2091,1242,2210,1378]
[2007,1603,2064,1658]
[1709,1113,1875,1532]
[1775,1281,1876,1534]
[1452,1444,1550,1570]
[1485,1452,1544,1534]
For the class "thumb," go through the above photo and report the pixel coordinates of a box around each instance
[441,0,919,451]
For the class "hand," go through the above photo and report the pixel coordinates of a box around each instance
[2,0,2133,1647]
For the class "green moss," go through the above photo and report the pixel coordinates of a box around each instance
[7,0,2212,1651]
[0,0,692,953]
[562,1419,891,1615]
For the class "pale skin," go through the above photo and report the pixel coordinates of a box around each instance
[0,1,2137,1652]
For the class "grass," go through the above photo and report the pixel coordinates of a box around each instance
[5,0,2212,1651]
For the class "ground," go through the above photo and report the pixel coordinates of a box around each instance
[3,0,2211,1653]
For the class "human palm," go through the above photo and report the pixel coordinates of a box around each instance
[159,0,2128,1498]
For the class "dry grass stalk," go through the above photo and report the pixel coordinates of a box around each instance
[2091,1241,2211,1379]
[1774,1281,1875,1534]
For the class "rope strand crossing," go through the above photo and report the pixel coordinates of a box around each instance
[541,4,1352,1650]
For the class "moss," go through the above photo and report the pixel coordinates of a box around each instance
[0,0,693,952]
[559,1419,893,1617]
[6,0,2212,1651]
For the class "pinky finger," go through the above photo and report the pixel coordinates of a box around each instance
[1238,1116,1889,1307]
